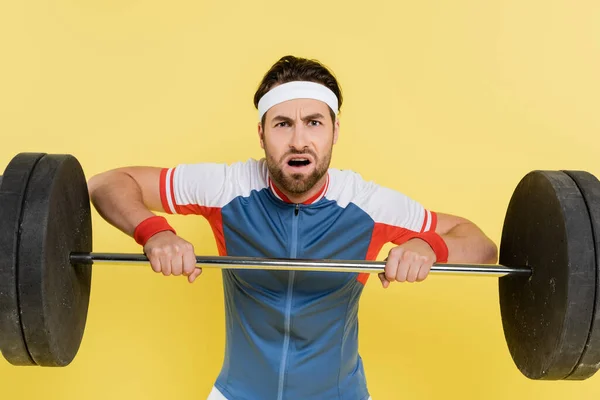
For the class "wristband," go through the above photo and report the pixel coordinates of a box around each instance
[416,231,449,263]
[133,216,176,246]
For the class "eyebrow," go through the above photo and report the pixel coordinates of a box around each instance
[271,113,326,124]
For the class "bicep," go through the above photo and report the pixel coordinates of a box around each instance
[434,212,471,235]
[87,166,166,212]
[117,166,166,212]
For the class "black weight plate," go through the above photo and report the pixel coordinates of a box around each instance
[562,170,600,380]
[18,154,93,366]
[498,170,595,380]
[0,153,46,366]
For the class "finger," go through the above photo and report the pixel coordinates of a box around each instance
[396,251,414,282]
[145,247,162,273]
[160,251,172,276]
[417,256,433,282]
[182,248,196,276]
[149,256,162,274]
[171,248,183,276]
[385,249,403,282]
[188,268,202,283]
[378,272,390,288]
[406,254,424,283]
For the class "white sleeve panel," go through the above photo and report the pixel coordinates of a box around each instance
[326,169,432,233]
[161,158,268,214]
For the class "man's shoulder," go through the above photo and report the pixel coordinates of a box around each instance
[326,168,373,205]
[327,167,373,188]
[219,157,268,187]
[173,157,268,191]
[176,157,266,176]
[232,158,268,182]
[327,167,363,179]
[326,167,427,229]
[326,167,414,205]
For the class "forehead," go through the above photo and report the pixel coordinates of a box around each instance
[266,98,330,119]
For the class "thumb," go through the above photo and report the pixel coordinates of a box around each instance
[378,272,389,288]
[188,268,202,283]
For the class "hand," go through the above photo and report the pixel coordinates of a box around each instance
[379,238,436,288]
[144,231,202,283]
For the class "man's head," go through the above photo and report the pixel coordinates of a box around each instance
[254,55,343,200]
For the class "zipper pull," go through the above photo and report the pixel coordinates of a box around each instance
[295,204,299,216]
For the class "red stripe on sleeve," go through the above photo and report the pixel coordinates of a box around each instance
[169,169,180,214]
[420,210,429,233]
[159,168,173,214]
[429,211,438,232]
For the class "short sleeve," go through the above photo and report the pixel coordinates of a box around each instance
[159,158,268,216]
[327,169,437,245]
[358,181,437,245]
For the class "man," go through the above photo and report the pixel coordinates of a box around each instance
[87,55,498,400]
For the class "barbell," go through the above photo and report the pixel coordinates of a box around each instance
[0,152,599,382]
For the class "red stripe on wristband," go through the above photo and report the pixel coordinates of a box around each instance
[416,231,449,263]
[133,216,176,246]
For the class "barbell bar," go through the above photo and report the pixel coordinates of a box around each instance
[69,252,532,277]
[0,152,599,383]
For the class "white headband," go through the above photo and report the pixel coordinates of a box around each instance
[257,81,339,121]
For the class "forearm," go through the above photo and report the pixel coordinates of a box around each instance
[440,222,498,264]
[88,171,156,237]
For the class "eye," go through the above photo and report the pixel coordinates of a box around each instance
[309,120,321,126]
[275,121,289,127]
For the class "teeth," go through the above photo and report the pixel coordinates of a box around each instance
[291,158,308,161]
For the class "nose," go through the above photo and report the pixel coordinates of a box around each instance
[289,123,309,151]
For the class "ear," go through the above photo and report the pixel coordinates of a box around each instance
[258,122,265,149]
[333,116,340,145]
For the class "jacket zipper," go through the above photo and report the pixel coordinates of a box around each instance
[277,203,299,400]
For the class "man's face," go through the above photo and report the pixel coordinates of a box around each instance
[258,98,339,195]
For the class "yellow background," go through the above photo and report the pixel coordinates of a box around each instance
[1,0,599,399]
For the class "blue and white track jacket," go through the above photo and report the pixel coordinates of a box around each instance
[159,158,438,400]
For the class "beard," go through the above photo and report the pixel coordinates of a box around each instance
[265,146,332,195]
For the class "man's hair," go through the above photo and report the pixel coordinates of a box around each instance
[254,55,343,125]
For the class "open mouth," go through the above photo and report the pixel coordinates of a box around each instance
[287,158,311,168]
